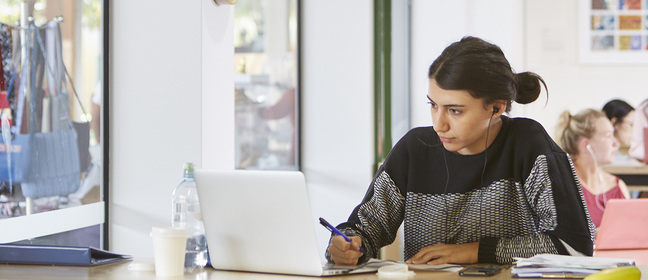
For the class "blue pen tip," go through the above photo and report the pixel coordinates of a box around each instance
[319,217,330,227]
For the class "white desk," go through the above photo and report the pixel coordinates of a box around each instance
[1,260,647,280]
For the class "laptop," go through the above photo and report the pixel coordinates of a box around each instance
[593,199,648,265]
[194,169,378,276]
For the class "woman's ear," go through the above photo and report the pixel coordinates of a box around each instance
[490,100,507,116]
[610,117,619,126]
[577,138,590,155]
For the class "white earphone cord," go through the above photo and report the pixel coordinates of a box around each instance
[586,145,607,211]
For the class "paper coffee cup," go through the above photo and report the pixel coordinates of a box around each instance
[150,227,187,277]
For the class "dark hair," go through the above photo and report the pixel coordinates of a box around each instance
[427,36,547,113]
[602,99,634,123]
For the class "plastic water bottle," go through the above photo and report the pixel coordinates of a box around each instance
[172,162,208,270]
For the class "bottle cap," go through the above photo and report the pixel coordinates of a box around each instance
[183,162,195,172]
[183,162,195,178]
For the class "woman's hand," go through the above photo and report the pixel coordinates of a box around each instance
[328,235,364,266]
[406,242,479,265]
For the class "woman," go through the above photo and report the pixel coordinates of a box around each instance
[602,99,640,166]
[326,37,594,266]
[555,109,630,227]
[629,99,648,163]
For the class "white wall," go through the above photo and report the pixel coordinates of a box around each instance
[523,0,648,135]
[110,0,209,257]
[300,1,374,261]
[202,1,235,170]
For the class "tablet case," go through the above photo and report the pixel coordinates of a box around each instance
[0,244,132,266]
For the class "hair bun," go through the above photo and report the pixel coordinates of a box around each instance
[515,72,545,105]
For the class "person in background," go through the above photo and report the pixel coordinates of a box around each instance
[69,82,102,203]
[555,109,630,228]
[602,99,641,166]
[326,37,594,266]
[629,99,648,164]
[602,100,643,198]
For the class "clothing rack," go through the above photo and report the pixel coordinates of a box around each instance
[14,1,66,215]
[0,2,86,221]
[16,1,65,94]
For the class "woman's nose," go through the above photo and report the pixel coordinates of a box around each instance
[433,112,448,132]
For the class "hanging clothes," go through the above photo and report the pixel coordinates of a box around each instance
[0,42,5,93]
[0,23,13,92]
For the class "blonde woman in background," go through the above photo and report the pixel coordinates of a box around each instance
[555,109,631,227]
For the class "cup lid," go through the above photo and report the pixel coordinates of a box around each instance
[150,227,187,238]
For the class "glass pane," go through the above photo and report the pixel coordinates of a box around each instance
[234,0,299,170]
[0,0,104,247]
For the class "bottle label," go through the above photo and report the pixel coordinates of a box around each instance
[173,200,187,227]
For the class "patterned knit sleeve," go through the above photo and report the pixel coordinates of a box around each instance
[325,169,406,264]
[480,154,595,264]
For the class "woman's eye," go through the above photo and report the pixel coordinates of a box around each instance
[449,108,461,115]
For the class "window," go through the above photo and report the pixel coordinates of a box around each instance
[0,0,106,248]
[234,0,299,170]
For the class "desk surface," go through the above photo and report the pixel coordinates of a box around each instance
[0,260,647,280]
[602,165,648,191]
[603,165,648,175]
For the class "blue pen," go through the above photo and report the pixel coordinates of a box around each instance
[319,217,363,252]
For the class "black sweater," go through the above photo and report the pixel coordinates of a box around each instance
[333,116,595,264]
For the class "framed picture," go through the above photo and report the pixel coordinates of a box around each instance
[579,0,648,64]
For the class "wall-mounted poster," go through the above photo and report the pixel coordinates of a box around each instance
[579,0,648,63]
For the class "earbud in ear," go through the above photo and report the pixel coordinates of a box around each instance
[493,107,499,114]
[586,144,594,153]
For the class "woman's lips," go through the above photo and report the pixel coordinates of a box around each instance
[439,136,453,143]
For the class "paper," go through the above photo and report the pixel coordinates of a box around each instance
[512,254,635,278]
[407,263,464,272]
[351,259,463,273]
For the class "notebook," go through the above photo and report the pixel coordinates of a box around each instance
[194,169,377,276]
[593,199,648,265]
[0,244,132,266]
[595,199,648,250]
